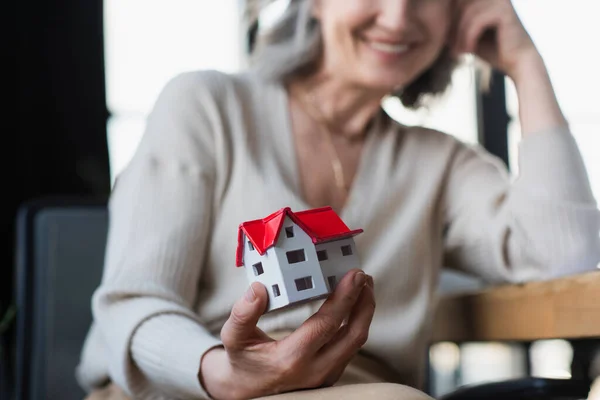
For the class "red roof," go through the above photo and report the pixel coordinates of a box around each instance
[236,206,363,267]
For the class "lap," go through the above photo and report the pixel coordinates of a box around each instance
[84,383,130,400]
[85,330,431,400]
[255,383,433,400]
[85,382,432,400]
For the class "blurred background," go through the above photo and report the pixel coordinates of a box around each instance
[7,0,600,399]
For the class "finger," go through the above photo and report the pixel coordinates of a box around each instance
[455,0,487,52]
[297,277,375,390]
[460,6,502,55]
[220,282,269,350]
[451,0,475,41]
[317,279,375,387]
[321,358,351,388]
[317,276,375,366]
[283,269,367,356]
[454,0,491,53]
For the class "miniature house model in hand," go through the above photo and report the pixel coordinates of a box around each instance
[236,206,364,312]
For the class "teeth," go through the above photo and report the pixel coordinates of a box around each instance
[368,41,409,54]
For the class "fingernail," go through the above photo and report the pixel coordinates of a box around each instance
[354,272,367,288]
[367,275,374,288]
[245,284,256,302]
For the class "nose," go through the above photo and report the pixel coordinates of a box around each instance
[375,0,415,34]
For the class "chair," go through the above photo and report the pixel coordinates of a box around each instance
[13,197,108,400]
[10,197,597,399]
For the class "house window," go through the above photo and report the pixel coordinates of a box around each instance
[272,284,280,297]
[317,250,328,261]
[286,249,306,264]
[327,276,337,290]
[248,241,254,251]
[253,262,264,276]
[285,226,294,238]
[341,245,353,256]
[295,276,313,291]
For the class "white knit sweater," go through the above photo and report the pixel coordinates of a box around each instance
[76,70,600,399]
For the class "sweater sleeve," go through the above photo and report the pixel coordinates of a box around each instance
[442,126,600,284]
[91,71,225,399]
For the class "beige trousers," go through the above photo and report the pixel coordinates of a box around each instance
[87,376,600,400]
[84,353,432,400]
[86,382,432,400]
[85,331,433,400]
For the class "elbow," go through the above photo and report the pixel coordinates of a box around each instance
[546,231,600,279]
[514,207,600,280]
[90,284,137,323]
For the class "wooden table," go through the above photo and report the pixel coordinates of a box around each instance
[432,271,600,343]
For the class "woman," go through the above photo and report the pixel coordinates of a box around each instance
[78,0,600,399]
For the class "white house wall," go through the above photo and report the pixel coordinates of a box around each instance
[242,234,289,310]
[315,238,359,292]
[274,216,328,303]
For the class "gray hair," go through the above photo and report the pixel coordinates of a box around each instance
[245,0,459,109]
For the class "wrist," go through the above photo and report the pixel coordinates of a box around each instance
[508,49,546,86]
[199,346,232,399]
[509,48,567,135]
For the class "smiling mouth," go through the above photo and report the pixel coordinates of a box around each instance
[365,41,412,55]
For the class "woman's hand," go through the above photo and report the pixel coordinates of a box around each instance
[199,269,375,400]
[453,0,567,135]
[452,0,541,82]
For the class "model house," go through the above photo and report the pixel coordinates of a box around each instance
[236,206,364,312]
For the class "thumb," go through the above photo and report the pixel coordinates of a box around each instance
[221,282,268,349]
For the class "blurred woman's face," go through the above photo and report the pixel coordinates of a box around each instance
[313,0,452,92]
